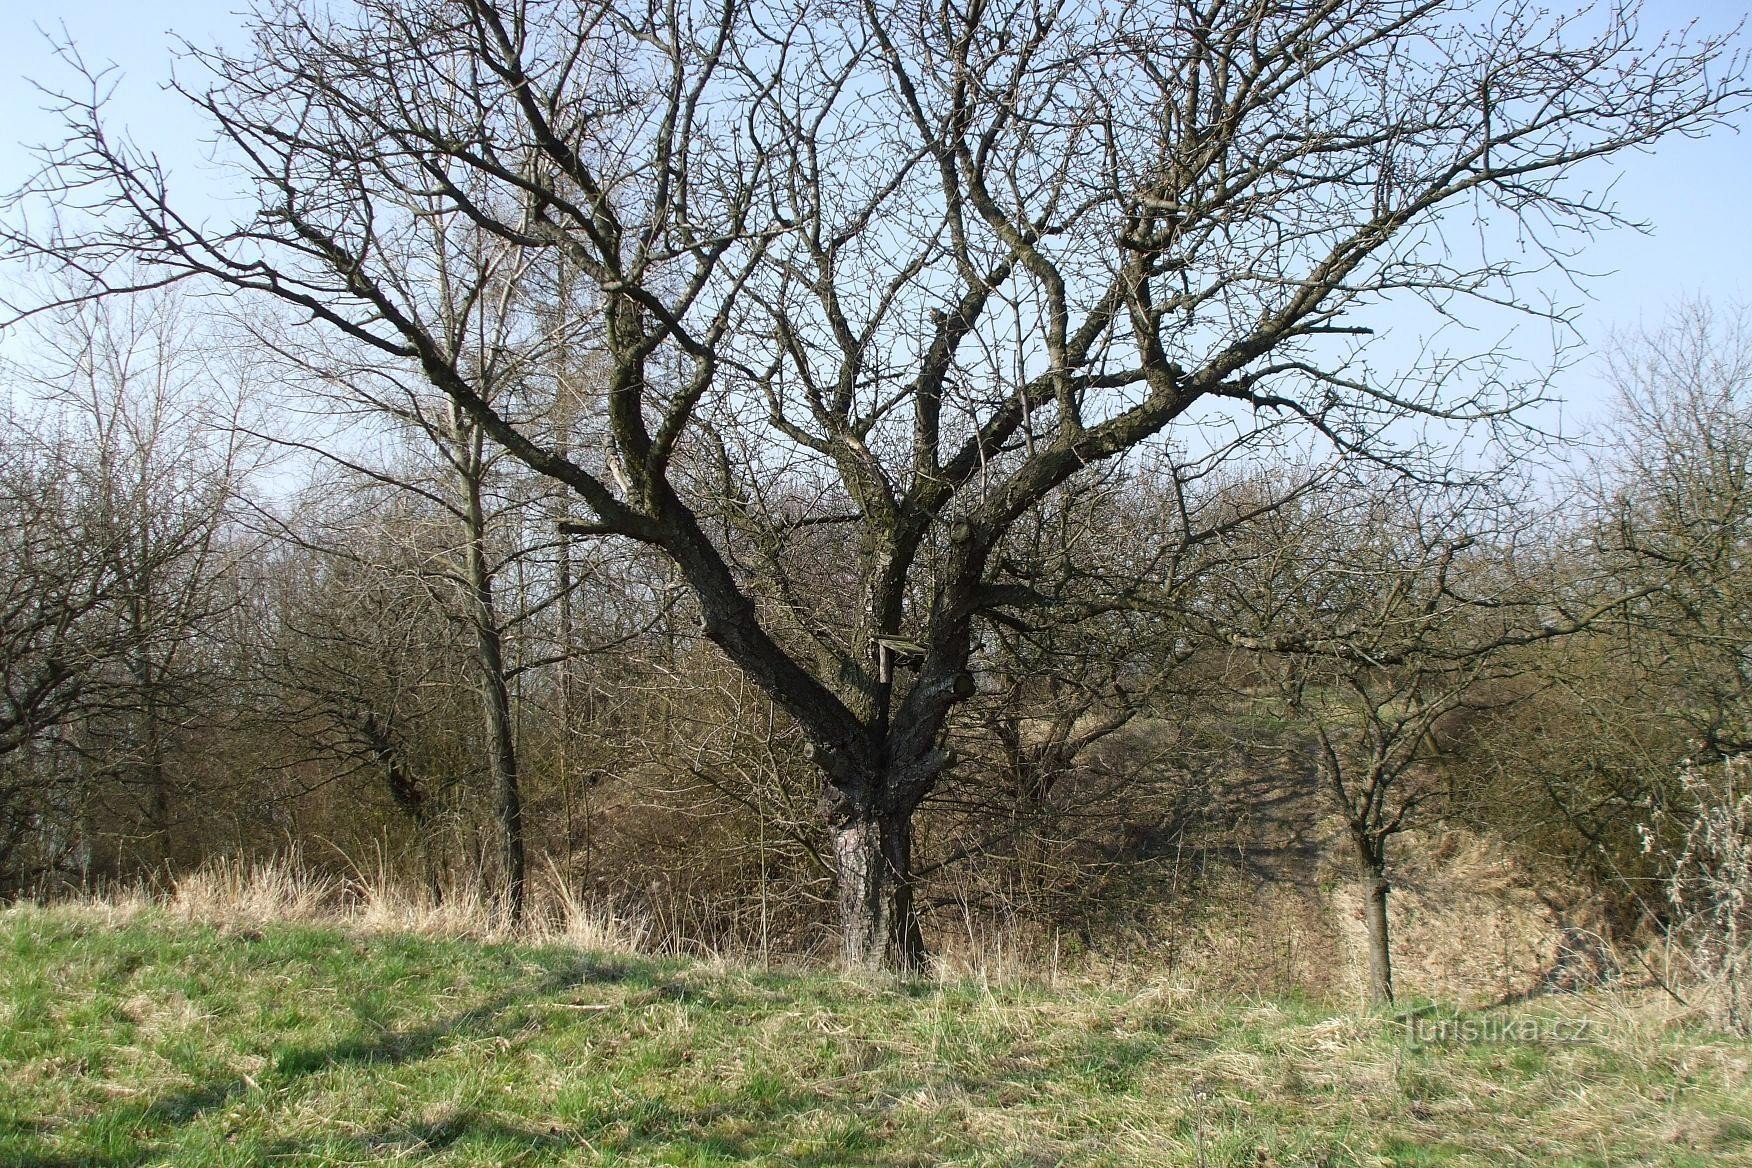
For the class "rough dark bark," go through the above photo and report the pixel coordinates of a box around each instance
[831,799,924,974]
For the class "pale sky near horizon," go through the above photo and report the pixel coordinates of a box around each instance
[2,0,1749,434]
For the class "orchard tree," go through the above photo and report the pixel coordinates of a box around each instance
[6,0,1743,968]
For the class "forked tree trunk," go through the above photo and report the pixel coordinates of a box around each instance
[832,804,925,974]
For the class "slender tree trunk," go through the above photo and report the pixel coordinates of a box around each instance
[1357,850,1395,1007]
[455,420,525,927]
[129,634,173,873]
[552,311,584,883]
[143,699,170,869]
[467,565,525,927]
[832,800,925,974]
[122,568,174,874]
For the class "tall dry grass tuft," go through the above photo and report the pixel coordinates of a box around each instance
[169,851,340,925]
[535,857,652,954]
[342,847,499,938]
[929,897,1063,990]
[65,849,658,954]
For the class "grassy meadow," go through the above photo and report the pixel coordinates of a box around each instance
[2,895,1750,1167]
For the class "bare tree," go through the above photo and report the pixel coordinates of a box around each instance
[1597,302,1752,764]
[931,460,1259,918]
[1439,307,1752,948]
[7,0,1743,967]
[1577,302,1752,1023]
[226,168,663,923]
[1208,467,1598,1005]
[0,424,113,762]
[249,349,551,922]
[0,415,126,883]
[254,505,478,896]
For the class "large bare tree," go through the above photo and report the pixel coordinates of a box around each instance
[6,0,1743,967]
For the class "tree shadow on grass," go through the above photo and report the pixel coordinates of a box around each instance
[6,950,656,1168]
[10,1088,942,1168]
[243,1093,944,1168]
[8,954,1086,1168]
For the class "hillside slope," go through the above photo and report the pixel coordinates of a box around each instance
[1128,754,1603,1011]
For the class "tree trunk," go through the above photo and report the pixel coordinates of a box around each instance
[1360,861,1394,1007]
[832,804,924,974]
[480,655,525,926]
[137,662,173,872]
[145,720,170,869]
[455,420,526,928]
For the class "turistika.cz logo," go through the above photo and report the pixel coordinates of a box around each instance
[1405,1017,1599,1044]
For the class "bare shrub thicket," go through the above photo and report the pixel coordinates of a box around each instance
[1661,756,1752,1034]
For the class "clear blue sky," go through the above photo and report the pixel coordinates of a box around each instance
[2,0,1748,426]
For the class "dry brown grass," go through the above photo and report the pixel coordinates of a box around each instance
[33,834,1722,1028]
[66,849,655,954]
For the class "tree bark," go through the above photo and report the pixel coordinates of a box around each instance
[1360,860,1394,1007]
[477,638,525,926]
[831,801,925,974]
[456,419,526,928]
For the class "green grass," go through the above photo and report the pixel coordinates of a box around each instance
[2,905,1749,1167]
